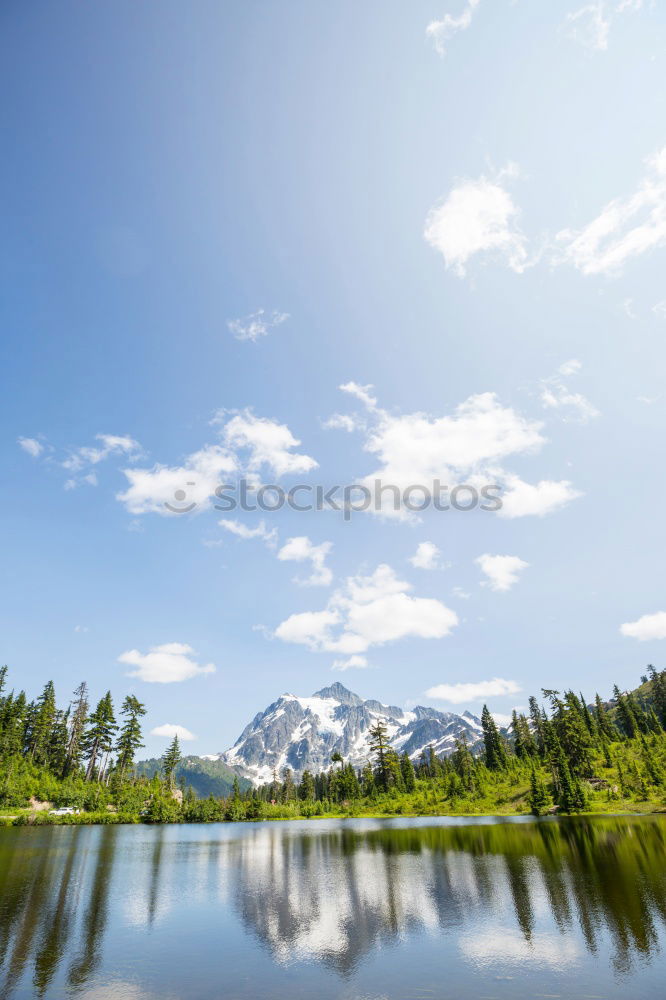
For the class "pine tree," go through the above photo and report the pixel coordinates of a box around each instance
[83,692,117,781]
[613,685,639,738]
[400,752,416,792]
[481,705,508,770]
[512,710,524,758]
[528,696,546,756]
[63,682,89,777]
[162,735,182,788]
[115,695,146,780]
[594,693,616,741]
[528,765,551,816]
[647,665,666,725]
[29,681,56,767]
[369,721,391,791]
[299,769,315,801]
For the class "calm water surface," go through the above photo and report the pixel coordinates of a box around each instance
[0,814,665,999]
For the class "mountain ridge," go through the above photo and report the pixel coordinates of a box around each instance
[202,682,484,786]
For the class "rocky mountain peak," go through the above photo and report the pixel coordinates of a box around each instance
[214,682,484,785]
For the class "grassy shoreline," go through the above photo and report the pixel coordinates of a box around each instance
[3,796,665,827]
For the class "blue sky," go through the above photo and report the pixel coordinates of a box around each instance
[2,0,666,757]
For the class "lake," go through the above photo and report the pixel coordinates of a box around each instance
[0,814,664,999]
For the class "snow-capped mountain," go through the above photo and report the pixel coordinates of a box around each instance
[207,682,483,786]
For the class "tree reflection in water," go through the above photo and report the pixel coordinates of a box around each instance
[0,816,664,997]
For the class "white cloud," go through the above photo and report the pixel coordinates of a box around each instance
[331,384,578,520]
[332,386,579,520]
[558,358,582,376]
[653,301,666,319]
[475,553,529,591]
[539,360,599,423]
[426,677,522,704]
[227,309,289,342]
[565,1,643,53]
[221,410,318,478]
[339,381,378,410]
[275,563,458,655]
[565,3,610,50]
[452,586,471,600]
[424,168,528,276]
[332,655,370,671]
[218,518,277,547]
[557,147,666,276]
[498,475,581,518]
[277,536,333,586]
[118,642,216,683]
[60,434,142,488]
[74,625,89,633]
[117,409,316,515]
[18,437,44,458]
[150,723,197,741]
[63,434,142,473]
[323,413,359,432]
[118,444,237,515]
[426,0,480,56]
[620,611,666,641]
[409,541,443,570]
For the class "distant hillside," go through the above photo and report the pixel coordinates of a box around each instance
[135,755,251,799]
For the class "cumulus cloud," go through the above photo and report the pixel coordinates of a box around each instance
[409,542,443,570]
[227,308,289,342]
[424,166,528,276]
[277,536,333,586]
[118,642,216,683]
[620,611,666,641]
[150,723,197,741]
[18,437,44,458]
[331,383,578,519]
[117,409,316,515]
[221,410,317,478]
[332,655,370,671]
[557,147,666,276]
[275,563,458,655]
[426,0,480,56]
[426,677,522,704]
[498,475,581,519]
[539,360,599,423]
[476,553,529,591]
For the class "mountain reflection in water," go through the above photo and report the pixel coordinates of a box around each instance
[0,815,665,1000]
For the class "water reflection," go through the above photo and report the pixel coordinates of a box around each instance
[0,816,664,998]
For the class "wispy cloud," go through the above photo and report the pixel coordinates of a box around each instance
[557,147,666,276]
[427,0,480,57]
[227,309,289,343]
[18,436,44,458]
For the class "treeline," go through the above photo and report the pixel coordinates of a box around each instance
[1,664,666,824]
[246,665,666,818]
[0,666,185,819]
